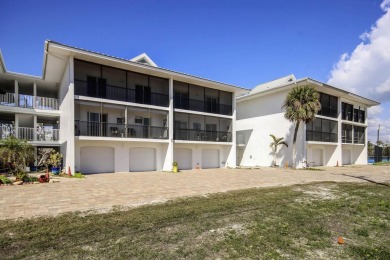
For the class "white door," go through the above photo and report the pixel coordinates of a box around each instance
[174,148,192,170]
[311,148,323,166]
[80,146,115,174]
[129,147,156,171]
[342,149,352,165]
[202,149,219,168]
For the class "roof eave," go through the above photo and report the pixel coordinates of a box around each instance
[0,49,7,73]
[46,41,249,92]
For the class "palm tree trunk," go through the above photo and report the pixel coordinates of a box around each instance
[293,121,300,168]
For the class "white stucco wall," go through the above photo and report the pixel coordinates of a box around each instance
[236,90,305,167]
[59,57,75,174]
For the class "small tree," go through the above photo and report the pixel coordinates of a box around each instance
[0,136,35,173]
[269,134,288,167]
[283,86,321,168]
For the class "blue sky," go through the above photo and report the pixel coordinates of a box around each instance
[1,0,389,142]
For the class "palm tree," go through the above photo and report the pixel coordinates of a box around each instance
[269,134,288,167]
[282,86,321,168]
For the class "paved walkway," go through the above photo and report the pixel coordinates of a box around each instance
[1,165,389,220]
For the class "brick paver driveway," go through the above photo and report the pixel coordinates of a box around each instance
[1,165,389,220]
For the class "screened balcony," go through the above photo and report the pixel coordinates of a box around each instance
[174,112,232,142]
[75,100,168,139]
[173,80,233,116]
[74,59,169,107]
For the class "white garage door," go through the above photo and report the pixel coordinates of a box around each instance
[174,148,192,170]
[129,147,156,172]
[342,149,352,165]
[312,148,323,166]
[80,146,115,174]
[202,149,219,169]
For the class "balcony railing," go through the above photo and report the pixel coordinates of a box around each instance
[74,80,169,107]
[75,120,168,139]
[174,98,232,116]
[0,93,59,110]
[0,125,59,141]
[174,128,232,142]
[306,131,338,143]
[342,135,353,143]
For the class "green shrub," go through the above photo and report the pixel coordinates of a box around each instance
[73,171,85,178]
[0,175,12,184]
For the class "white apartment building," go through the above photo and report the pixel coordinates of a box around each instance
[236,75,380,168]
[1,43,380,174]
[0,41,246,174]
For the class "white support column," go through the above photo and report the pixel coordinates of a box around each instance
[226,92,237,168]
[33,82,37,108]
[14,114,19,138]
[33,115,37,141]
[163,77,174,171]
[14,80,19,107]
[337,97,343,166]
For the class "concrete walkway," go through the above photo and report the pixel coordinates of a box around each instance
[1,165,389,220]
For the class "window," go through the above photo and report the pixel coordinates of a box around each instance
[358,110,365,123]
[354,126,365,144]
[135,117,143,124]
[318,93,338,118]
[87,76,107,98]
[342,124,352,143]
[342,102,353,121]
[193,123,201,130]
[306,118,338,143]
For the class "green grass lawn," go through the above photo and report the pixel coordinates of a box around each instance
[1,182,389,259]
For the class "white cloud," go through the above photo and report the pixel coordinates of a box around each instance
[368,105,384,116]
[328,0,390,102]
[328,1,390,142]
[381,0,390,11]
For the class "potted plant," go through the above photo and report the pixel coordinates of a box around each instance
[49,152,62,175]
[172,161,178,173]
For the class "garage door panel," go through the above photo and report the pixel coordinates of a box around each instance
[129,147,156,172]
[202,149,219,169]
[80,146,115,174]
[174,148,192,170]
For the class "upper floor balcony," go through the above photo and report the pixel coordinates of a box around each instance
[174,80,233,116]
[0,93,59,110]
[74,59,169,107]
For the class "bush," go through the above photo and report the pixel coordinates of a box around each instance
[0,175,12,184]
[73,171,85,178]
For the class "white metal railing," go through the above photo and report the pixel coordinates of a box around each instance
[0,125,59,141]
[36,128,60,141]
[17,127,34,141]
[0,124,15,139]
[35,96,59,110]
[0,93,16,106]
[0,93,59,110]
